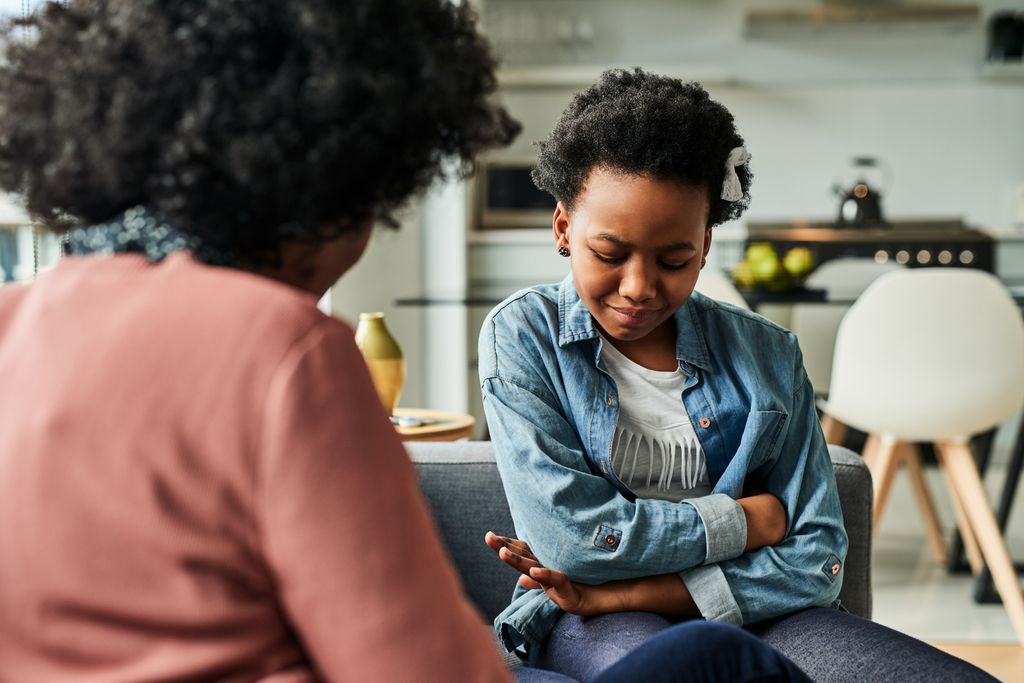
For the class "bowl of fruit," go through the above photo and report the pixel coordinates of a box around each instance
[732,243,816,293]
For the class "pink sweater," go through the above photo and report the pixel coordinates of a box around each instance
[0,253,513,683]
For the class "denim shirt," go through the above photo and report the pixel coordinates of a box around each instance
[478,275,848,653]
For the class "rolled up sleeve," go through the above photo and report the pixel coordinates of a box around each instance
[684,494,747,564]
[679,563,743,625]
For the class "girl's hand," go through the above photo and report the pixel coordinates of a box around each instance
[483,532,701,618]
[484,532,597,615]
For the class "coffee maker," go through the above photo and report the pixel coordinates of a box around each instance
[833,157,887,227]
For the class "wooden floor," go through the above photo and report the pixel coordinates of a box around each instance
[932,643,1024,682]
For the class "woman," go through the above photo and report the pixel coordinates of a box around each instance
[481,69,995,682]
[0,1,522,681]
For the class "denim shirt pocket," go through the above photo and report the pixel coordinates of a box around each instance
[736,410,789,475]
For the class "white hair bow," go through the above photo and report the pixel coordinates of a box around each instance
[721,146,750,202]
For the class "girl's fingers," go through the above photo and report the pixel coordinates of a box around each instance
[528,567,580,610]
[517,575,544,590]
[484,532,539,562]
[528,566,566,587]
[502,538,538,562]
[484,531,505,551]
[498,546,541,573]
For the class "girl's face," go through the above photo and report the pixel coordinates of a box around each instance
[554,167,712,345]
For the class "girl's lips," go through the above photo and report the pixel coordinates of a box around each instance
[609,305,660,325]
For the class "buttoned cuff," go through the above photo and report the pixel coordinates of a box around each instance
[680,563,743,626]
[684,493,746,564]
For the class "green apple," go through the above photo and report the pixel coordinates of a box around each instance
[748,251,781,286]
[745,242,777,263]
[731,260,755,288]
[783,247,815,279]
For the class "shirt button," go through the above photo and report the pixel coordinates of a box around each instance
[607,395,614,407]
[699,417,711,428]
[831,563,841,575]
[605,535,617,546]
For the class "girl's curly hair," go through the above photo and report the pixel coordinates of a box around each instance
[532,68,751,227]
[0,0,519,264]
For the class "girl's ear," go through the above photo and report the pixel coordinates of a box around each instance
[702,227,713,261]
[552,201,571,248]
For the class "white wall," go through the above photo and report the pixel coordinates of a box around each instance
[484,0,1024,232]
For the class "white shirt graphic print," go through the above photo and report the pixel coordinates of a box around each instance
[599,335,712,503]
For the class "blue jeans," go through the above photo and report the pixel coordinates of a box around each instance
[518,608,997,683]
[516,614,809,682]
[748,607,997,682]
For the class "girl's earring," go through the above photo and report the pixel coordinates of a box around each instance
[558,246,570,257]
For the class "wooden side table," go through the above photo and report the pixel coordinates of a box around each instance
[392,407,475,442]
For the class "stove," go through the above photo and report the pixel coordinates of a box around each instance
[745,219,994,272]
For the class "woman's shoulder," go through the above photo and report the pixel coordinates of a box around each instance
[161,254,336,338]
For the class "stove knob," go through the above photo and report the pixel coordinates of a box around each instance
[895,250,911,265]
[937,250,953,265]
[916,250,932,265]
[874,250,890,264]
[959,250,975,265]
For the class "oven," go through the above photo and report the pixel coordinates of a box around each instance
[745,219,995,273]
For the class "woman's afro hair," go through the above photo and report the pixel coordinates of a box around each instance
[532,68,751,227]
[0,0,519,264]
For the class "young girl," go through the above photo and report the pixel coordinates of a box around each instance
[481,69,995,682]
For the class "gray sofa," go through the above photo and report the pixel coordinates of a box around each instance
[408,440,873,629]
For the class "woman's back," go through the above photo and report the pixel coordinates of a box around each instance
[0,253,508,682]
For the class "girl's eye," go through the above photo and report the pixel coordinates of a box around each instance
[593,252,626,265]
[660,260,691,271]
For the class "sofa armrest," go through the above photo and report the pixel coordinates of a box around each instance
[828,443,873,619]
[408,441,872,622]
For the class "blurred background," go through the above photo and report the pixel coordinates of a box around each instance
[2,0,1023,672]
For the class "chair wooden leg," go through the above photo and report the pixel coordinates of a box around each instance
[934,444,985,576]
[937,440,1024,646]
[861,433,880,470]
[820,413,847,444]
[902,442,948,565]
[868,435,902,537]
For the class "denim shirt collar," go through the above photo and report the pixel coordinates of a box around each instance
[556,273,711,370]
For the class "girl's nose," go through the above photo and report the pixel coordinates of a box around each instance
[619,260,657,302]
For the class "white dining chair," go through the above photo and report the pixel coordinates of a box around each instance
[820,268,1024,644]
[793,259,948,564]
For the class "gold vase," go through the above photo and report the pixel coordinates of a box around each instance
[354,312,405,415]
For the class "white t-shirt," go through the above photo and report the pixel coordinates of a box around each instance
[600,335,712,502]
